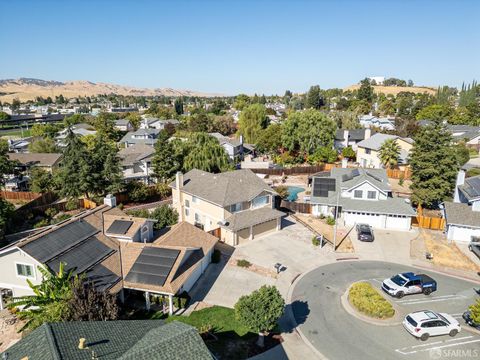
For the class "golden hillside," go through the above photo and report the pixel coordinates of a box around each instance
[345,84,436,96]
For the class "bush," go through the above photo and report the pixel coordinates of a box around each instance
[398,173,405,187]
[237,259,251,268]
[211,249,221,263]
[34,218,50,228]
[275,185,289,199]
[156,182,172,199]
[65,199,79,211]
[126,208,150,218]
[126,181,151,202]
[326,216,335,226]
[174,291,190,309]
[151,205,178,229]
[349,282,395,319]
[466,168,480,178]
[312,236,320,247]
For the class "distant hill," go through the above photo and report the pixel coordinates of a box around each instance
[0,78,222,102]
[345,84,436,96]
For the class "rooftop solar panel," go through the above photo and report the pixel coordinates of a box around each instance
[106,220,133,235]
[124,247,180,287]
[21,220,99,263]
[313,177,336,198]
[86,264,121,292]
[351,169,360,177]
[46,236,115,274]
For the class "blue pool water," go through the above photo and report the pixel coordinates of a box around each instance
[286,186,305,201]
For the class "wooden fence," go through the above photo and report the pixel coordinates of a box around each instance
[411,205,445,230]
[1,191,42,202]
[280,200,312,214]
[386,168,412,180]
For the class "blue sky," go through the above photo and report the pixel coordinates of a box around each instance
[0,0,479,95]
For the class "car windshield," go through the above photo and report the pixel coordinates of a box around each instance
[391,275,407,286]
[437,313,450,324]
[360,230,371,235]
[406,315,417,327]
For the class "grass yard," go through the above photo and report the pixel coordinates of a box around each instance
[0,128,31,138]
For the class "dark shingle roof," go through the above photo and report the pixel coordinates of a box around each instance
[2,321,212,360]
[458,175,480,201]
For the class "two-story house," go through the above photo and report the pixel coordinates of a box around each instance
[118,144,155,184]
[356,133,413,169]
[140,117,180,130]
[114,119,134,132]
[119,128,160,148]
[444,172,480,243]
[334,128,374,151]
[170,169,284,246]
[309,168,416,230]
[208,132,244,161]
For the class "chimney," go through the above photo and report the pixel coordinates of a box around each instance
[78,338,86,350]
[239,135,244,145]
[453,170,466,203]
[365,128,372,140]
[175,171,184,190]
[343,129,349,148]
[175,172,184,222]
[341,158,348,168]
[103,194,116,207]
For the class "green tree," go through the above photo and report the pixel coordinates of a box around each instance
[0,139,14,238]
[125,112,142,130]
[305,85,324,109]
[409,120,459,208]
[255,124,283,155]
[454,142,470,167]
[307,146,338,164]
[153,130,181,182]
[0,111,10,121]
[357,78,374,104]
[415,104,453,121]
[31,123,62,138]
[183,133,231,173]
[234,94,250,110]
[30,168,55,193]
[174,98,184,115]
[151,204,179,229]
[64,114,85,127]
[341,146,356,160]
[237,104,268,143]
[378,138,401,169]
[28,138,59,153]
[469,298,480,324]
[94,112,119,141]
[126,181,151,202]
[234,285,285,347]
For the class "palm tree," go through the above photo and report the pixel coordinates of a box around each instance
[10,262,77,331]
[378,138,401,169]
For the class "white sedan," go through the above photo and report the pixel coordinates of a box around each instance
[403,310,461,341]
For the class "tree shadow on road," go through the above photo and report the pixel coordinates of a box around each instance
[281,300,310,333]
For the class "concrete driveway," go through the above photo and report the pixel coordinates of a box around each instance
[350,226,418,264]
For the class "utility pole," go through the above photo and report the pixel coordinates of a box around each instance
[332,191,340,252]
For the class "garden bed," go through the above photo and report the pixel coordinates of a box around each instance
[348,282,395,319]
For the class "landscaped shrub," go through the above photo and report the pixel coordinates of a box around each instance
[34,218,50,228]
[349,282,395,319]
[275,185,289,199]
[326,216,335,226]
[311,235,320,247]
[237,259,252,268]
[398,173,405,187]
[65,199,79,211]
[174,291,190,309]
[211,249,221,263]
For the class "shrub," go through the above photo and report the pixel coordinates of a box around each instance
[156,182,172,199]
[51,213,71,224]
[237,259,251,268]
[211,249,221,263]
[398,173,405,187]
[349,282,395,319]
[326,216,335,226]
[275,185,289,199]
[65,199,79,211]
[466,168,480,178]
[44,207,58,219]
[174,291,190,309]
[312,235,320,246]
[34,218,50,228]
[126,208,150,218]
[126,181,151,202]
[151,205,178,229]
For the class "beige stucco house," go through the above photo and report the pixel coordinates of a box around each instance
[171,169,284,246]
[356,133,414,169]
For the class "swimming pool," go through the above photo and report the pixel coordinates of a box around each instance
[286,186,305,201]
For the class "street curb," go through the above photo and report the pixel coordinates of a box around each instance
[412,262,480,284]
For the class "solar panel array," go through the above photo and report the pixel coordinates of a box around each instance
[22,220,98,263]
[125,247,180,287]
[86,264,121,292]
[107,220,133,235]
[46,236,114,274]
[313,177,336,198]
[351,169,360,177]
[464,177,480,198]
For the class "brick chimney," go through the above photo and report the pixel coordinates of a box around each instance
[175,172,184,221]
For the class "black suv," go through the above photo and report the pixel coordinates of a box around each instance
[356,224,374,242]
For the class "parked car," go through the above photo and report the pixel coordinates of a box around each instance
[468,240,480,259]
[382,272,437,298]
[403,310,460,341]
[462,310,480,330]
[356,224,374,242]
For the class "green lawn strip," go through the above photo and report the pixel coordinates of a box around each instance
[349,282,395,319]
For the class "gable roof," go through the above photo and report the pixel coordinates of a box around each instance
[8,153,63,167]
[458,175,480,201]
[357,133,399,151]
[335,129,375,141]
[171,169,274,207]
[1,321,212,360]
[331,168,391,192]
[221,207,284,231]
[118,144,155,166]
[444,201,480,229]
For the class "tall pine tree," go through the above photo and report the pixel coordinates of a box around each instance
[152,130,182,182]
[409,120,459,208]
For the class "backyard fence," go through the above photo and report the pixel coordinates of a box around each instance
[411,205,445,230]
[1,191,42,202]
[386,168,412,180]
[280,200,312,214]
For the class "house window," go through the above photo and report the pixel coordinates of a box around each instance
[367,191,376,199]
[185,199,190,208]
[252,195,269,208]
[365,149,371,155]
[185,208,190,216]
[192,196,199,204]
[354,190,363,199]
[16,263,34,278]
[230,203,242,213]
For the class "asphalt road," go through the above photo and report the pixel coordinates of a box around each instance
[291,261,480,360]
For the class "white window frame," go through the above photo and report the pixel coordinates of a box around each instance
[354,190,363,199]
[367,191,376,200]
[185,208,190,216]
[185,199,190,208]
[15,262,35,279]
[252,195,269,209]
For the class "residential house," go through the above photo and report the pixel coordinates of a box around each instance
[115,119,134,132]
[0,200,217,314]
[140,117,180,130]
[118,144,155,184]
[7,138,32,153]
[208,132,243,160]
[171,169,284,246]
[8,153,63,173]
[418,121,480,149]
[2,320,212,360]
[359,115,395,131]
[309,168,416,230]
[119,128,160,148]
[356,133,413,169]
[334,128,374,151]
[56,123,97,147]
[241,154,274,170]
[445,173,480,242]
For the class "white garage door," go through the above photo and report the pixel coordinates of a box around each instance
[385,215,411,230]
[447,225,480,243]
[343,212,385,228]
